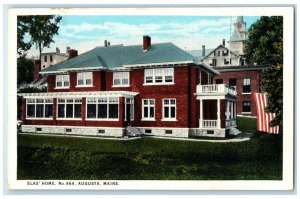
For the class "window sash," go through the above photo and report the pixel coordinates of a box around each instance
[57,98,82,119]
[26,98,53,118]
[86,97,119,119]
[142,99,155,119]
[77,72,93,86]
[163,99,176,119]
[113,72,130,86]
[56,75,70,88]
[144,68,174,84]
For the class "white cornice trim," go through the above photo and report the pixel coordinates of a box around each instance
[123,60,194,68]
[18,91,139,98]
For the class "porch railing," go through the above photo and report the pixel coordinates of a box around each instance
[196,84,237,96]
[202,120,218,128]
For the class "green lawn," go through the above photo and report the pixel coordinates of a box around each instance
[237,117,257,133]
[17,132,282,180]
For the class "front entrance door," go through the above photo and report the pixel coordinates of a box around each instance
[125,103,131,126]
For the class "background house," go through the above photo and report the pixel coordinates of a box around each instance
[190,16,268,118]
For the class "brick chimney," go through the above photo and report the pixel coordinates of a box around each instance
[202,45,205,57]
[68,49,78,59]
[66,46,71,53]
[56,47,60,54]
[143,35,151,51]
[104,40,108,47]
[222,39,225,46]
[34,59,41,81]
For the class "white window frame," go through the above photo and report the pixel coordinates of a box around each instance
[76,72,93,87]
[86,97,119,121]
[112,72,130,87]
[162,99,177,121]
[144,68,174,85]
[242,78,251,94]
[142,99,155,121]
[55,75,70,89]
[56,98,82,120]
[26,98,53,120]
[125,97,134,121]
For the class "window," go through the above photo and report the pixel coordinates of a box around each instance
[65,128,72,133]
[98,130,105,134]
[57,98,82,119]
[224,59,229,65]
[144,68,174,84]
[35,127,42,132]
[44,55,47,62]
[26,98,53,119]
[142,99,155,120]
[162,99,176,120]
[229,78,236,88]
[56,75,70,88]
[77,72,93,86]
[217,51,220,56]
[125,98,134,121]
[243,78,251,93]
[222,50,229,56]
[145,129,152,134]
[165,130,173,134]
[212,59,217,66]
[242,101,251,112]
[50,55,53,62]
[215,79,223,84]
[113,72,130,86]
[207,130,214,135]
[86,97,119,120]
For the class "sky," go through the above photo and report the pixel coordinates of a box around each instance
[26,15,260,57]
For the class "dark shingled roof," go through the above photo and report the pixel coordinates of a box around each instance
[41,43,198,73]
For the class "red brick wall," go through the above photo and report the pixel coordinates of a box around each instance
[28,66,215,129]
[34,60,41,81]
[213,69,262,117]
[48,72,102,92]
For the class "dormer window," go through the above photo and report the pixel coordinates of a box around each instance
[56,75,70,88]
[77,72,93,87]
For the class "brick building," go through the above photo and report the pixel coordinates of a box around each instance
[20,36,240,138]
[201,16,267,117]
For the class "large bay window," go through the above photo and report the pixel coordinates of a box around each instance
[113,72,130,86]
[56,75,70,88]
[26,98,53,119]
[142,99,155,120]
[77,72,93,86]
[57,98,82,119]
[86,97,119,120]
[162,99,176,120]
[144,68,174,84]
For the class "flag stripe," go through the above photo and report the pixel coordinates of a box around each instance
[253,93,279,134]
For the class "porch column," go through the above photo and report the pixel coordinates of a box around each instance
[225,100,230,120]
[231,101,234,119]
[199,99,203,128]
[234,102,237,119]
[217,99,221,129]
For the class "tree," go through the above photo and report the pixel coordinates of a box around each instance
[17,56,34,85]
[17,15,62,62]
[17,16,32,55]
[245,16,283,132]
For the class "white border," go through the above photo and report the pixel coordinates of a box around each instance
[6,7,294,191]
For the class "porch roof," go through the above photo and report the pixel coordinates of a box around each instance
[18,91,139,98]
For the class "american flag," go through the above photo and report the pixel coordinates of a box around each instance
[253,93,279,134]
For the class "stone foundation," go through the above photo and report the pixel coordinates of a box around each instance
[21,125,125,137]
